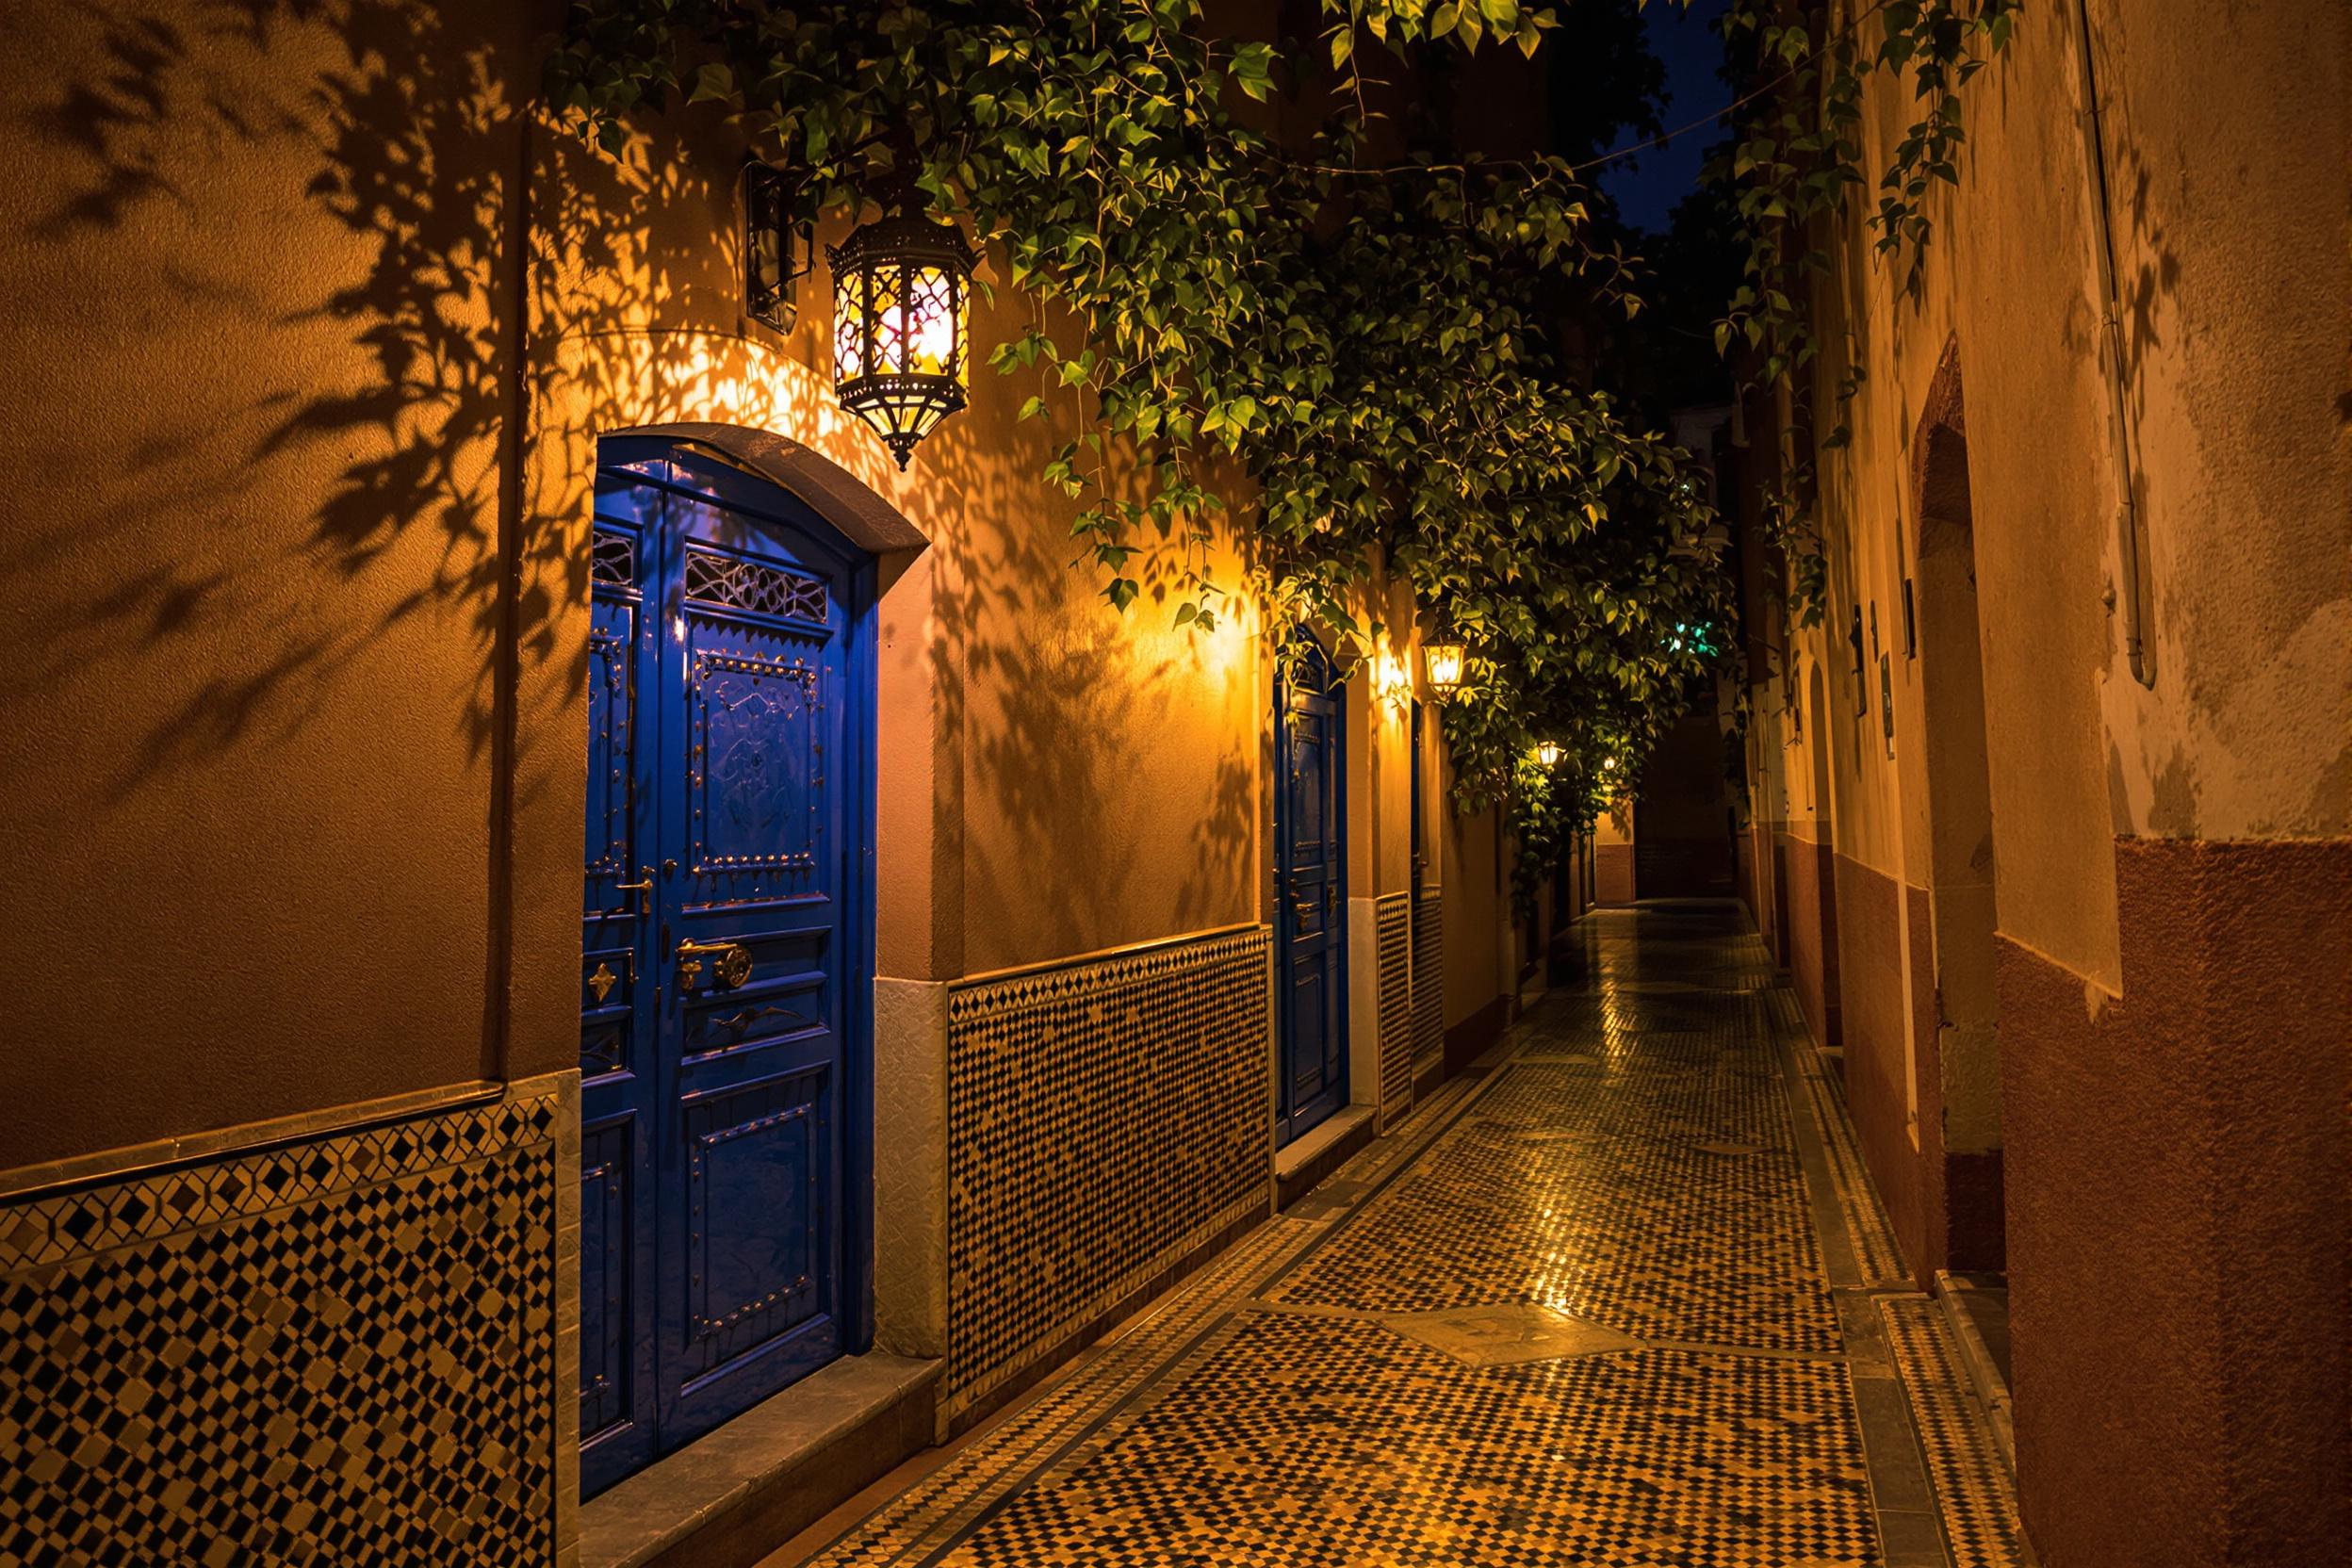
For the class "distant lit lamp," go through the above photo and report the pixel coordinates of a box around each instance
[828,190,977,468]
[1536,740,1561,769]
[1602,755,1618,774]
[1422,639,1466,699]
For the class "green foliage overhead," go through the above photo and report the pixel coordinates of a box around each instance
[1711,0,2022,628]
[545,1,1737,910]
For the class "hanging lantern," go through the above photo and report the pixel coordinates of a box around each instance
[1423,639,1466,698]
[1536,740,1560,769]
[828,191,977,469]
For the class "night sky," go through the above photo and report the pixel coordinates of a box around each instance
[1598,0,1733,234]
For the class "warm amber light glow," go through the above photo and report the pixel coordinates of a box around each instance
[828,202,976,468]
[1423,639,1466,697]
[1536,740,1560,768]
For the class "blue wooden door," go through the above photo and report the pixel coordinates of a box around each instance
[1274,636,1348,1144]
[580,440,871,1495]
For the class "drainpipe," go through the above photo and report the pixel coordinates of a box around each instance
[2071,0,2155,687]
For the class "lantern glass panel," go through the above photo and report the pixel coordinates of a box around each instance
[831,270,863,382]
[1424,641,1465,692]
[906,265,959,380]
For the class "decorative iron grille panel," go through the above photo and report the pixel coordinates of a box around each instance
[684,547,828,622]
[592,528,635,587]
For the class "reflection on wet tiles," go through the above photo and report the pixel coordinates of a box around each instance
[939,1314,1877,1568]
[792,906,2003,1568]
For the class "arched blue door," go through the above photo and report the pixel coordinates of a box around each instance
[1274,635,1348,1144]
[579,439,873,1495]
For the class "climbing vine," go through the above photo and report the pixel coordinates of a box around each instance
[547,0,1738,910]
[1710,0,2022,628]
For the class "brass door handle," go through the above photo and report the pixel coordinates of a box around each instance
[677,939,752,990]
[614,866,654,915]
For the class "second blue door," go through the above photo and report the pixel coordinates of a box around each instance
[579,440,870,1495]
[1275,636,1347,1143]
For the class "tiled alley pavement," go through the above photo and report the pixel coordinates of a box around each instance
[778,906,2023,1568]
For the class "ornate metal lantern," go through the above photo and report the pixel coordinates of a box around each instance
[1422,639,1467,699]
[827,193,977,468]
[1536,740,1560,769]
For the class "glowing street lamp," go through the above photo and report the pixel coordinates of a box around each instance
[1536,740,1561,769]
[1422,639,1466,699]
[828,191,977,468]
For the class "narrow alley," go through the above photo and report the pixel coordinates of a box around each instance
[766,906,2018,1568]
[9,7,2344,1564]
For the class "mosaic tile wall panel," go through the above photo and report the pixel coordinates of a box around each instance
[1376,892,1413,1132]
[1411,893,1444,1069]
[944,926,1272,1418]
[0,1087,565,1568]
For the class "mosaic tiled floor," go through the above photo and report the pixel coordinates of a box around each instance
[780,906,2021,1568]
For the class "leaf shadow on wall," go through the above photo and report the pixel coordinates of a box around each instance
[907,387,1264,967]
[6,0,668,818]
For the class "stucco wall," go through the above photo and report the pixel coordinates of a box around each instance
[0,0,1525,1176]
[1749,0,2351,1558]
[0,1,547,1168]
[1440,784,1506,1036]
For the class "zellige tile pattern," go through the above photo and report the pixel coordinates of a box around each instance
[0,1089,563,1568]
[945,926,1272,1420]
[1375,893,1414,1132]
[1880,1299,2025,1568]
[798,905,2017,1568]
[945,1314,1875,1568]
[1410,894,1444,1070]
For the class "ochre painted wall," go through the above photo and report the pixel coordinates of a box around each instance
[0,1,1525,1174]
[0,1,549,1168]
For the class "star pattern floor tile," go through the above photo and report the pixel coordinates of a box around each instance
[785,905,2017,1568]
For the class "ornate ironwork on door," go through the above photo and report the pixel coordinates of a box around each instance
[579,440,871,1496]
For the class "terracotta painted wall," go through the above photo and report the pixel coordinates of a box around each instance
[2000,841,2350,1568]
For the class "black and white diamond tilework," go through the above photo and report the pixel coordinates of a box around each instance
[1268,1055,1838,1351]
[1881,1298,2023,1568]
[0,1094,562,1568]
[1375,893,1413,1133]
[944,928,1272,1419]
[939,1313,1876,1568]
[1411,894,1444,1070]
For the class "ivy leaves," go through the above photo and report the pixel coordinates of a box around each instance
[1710,0,2021,629]
[547,0,1735,907]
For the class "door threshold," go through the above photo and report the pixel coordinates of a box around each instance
[1275,1105,1377,1211]
[579,1352,941,1568]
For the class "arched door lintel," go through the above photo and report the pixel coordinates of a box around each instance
[612,420,931,557]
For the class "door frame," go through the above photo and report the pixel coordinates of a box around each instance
[580,435,878,1491]
[1270,632,1349,1146]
